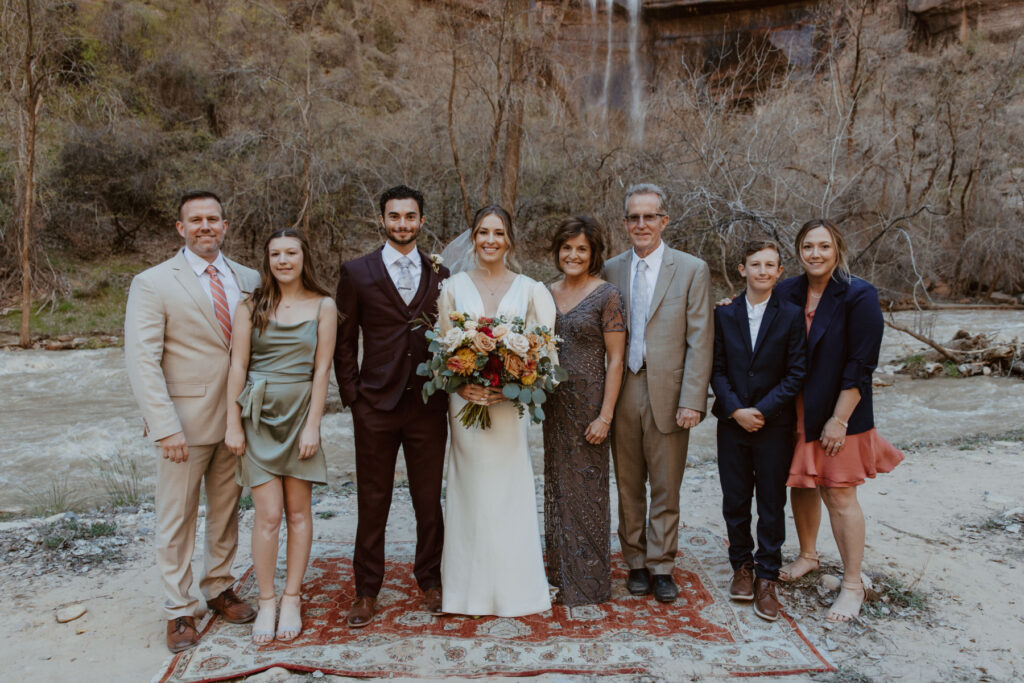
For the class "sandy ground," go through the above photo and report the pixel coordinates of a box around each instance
[2,413,1023,683]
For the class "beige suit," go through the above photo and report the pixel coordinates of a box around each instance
[125,248,260,618]
[604,246,713,574]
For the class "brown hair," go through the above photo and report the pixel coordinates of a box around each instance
[250,229,331,335]
[470,205,519,269]
[740,239,782,265]
[548,215,606,276]
[794,218,851,282]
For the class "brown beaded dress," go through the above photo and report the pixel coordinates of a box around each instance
[543,282,626,606]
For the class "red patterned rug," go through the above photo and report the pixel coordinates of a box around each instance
[156,530,833,681]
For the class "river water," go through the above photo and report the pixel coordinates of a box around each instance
[2,309,1023,510]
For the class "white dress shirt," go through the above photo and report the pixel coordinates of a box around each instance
[629,240,666,360]
[382,241,422,292]
[746,293,771,350]
[182,246,242,323]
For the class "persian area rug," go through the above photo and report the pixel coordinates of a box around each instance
[156,531,833,682]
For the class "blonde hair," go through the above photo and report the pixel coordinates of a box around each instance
[794,219,850,282]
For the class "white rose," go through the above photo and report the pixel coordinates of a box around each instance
[504,332,530,356]
[444,327,464,352]
[491,323,510,339]
[465,319,478,331]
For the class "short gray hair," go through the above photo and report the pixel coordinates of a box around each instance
[623,183,667,214]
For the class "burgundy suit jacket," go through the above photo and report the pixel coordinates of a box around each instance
[334,247,450,412]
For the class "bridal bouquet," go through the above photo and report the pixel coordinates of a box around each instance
[417,312,567,429]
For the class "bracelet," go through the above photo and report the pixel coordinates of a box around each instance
[597,415,612,426]
[830,415,849,428]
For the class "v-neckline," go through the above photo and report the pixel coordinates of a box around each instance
[553,281,607,316]
[466,272,520,318]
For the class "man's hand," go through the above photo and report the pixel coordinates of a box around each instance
[160,431,189,463]
[676,407,702,429]
[731,407,765,432]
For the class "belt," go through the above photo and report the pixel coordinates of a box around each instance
[237,370,311,433]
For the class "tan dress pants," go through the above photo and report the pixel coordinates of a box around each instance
[611,369,690,575]
[155,441,242,618]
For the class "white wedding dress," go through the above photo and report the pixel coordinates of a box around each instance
[439,271,554,617]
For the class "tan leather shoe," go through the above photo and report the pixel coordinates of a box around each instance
[166,616,199,653]
[423,587,443,615]
[347,595,377,628]
[729,562,755,601]
[753,577,780,621]
[207,587,257,624]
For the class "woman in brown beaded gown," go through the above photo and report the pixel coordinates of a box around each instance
[543,216,626,606]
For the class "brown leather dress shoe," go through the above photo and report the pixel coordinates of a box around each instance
[423,587,443,615]
[166,616,198,653]
[207,587,257,624]
[729,562,755,601]
[753,577,780,621]
[347,595,377,628]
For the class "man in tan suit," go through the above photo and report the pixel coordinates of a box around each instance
[603,183,713,603]
[125,191,261,652]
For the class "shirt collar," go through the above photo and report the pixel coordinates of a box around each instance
[630,240,665,272]
[382,241,420,267]
[745,292,771,314]
[183,246,230,278]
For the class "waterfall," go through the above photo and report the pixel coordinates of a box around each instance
[626,0,644,144]
[600,0,613,130]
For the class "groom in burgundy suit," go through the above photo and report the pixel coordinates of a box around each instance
[335,185,450,628]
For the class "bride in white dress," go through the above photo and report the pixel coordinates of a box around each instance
[438,205,554,617]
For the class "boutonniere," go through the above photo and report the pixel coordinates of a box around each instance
[429,253,443,273]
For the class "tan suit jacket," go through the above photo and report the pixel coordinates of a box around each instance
[124,249,260,445]
[604,245,714,433]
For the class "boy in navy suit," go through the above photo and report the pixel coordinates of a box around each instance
[711,241,806,621]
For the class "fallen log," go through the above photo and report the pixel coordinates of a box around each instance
[884,319,961,363]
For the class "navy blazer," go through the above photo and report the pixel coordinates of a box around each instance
[711,293,807,426]
[775,274,883,441]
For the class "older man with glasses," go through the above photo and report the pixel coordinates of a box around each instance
[602,183,713,603]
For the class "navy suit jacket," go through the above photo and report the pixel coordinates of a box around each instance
[711,292,806,427]
[774,274,883,441]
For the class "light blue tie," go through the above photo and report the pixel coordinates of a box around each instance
[628,260,649,373]
[397,256,415,305]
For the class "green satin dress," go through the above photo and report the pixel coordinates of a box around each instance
[236,301,328,487]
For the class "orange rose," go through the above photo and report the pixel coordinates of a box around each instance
[501,349,526,379]
[471,331,497,354]
[527,333,543,352]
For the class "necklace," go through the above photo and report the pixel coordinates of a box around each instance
[809,292,822,299]
[478,271,511,297]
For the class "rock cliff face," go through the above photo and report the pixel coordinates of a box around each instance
[905,0,1024,44]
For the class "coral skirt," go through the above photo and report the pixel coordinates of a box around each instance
[787,394,904,488]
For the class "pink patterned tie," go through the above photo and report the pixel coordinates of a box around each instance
[206,265,232,343]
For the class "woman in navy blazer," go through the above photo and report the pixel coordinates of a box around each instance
[774,219,903,623]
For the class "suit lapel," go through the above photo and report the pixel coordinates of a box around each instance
[225,257,255,294]
[646,247,677,321]
[172,250,228,348]
[407,249,436,317]
[733,293,753,359]
[369,246,411,312]
[807,276,846,356]
[751,294,779,361]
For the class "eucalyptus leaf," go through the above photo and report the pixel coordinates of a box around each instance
[533,405,546,422]
[502,383,521,399]
[416,362,429,377]
[554,366,569,382]
[532,389,546,404]
[518,387,533,404]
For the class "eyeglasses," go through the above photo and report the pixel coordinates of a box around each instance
[624,213,666,226]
